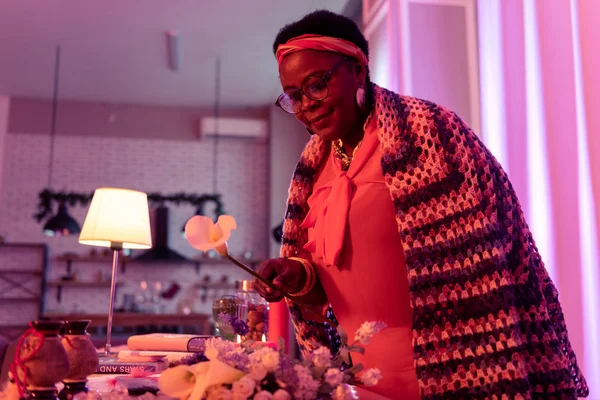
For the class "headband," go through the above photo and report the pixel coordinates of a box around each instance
[275,34,368,66]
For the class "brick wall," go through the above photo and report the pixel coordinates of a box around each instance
[0,131,269,316]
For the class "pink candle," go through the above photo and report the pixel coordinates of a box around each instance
[268,300,289,352]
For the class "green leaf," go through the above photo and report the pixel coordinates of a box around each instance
[339,348,350,365]
[347,345,365,354]
[344,364,364,375]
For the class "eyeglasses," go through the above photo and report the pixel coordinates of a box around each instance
[275,57,348,114]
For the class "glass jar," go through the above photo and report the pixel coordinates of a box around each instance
[235,280,269,341]
[212,295,248,341]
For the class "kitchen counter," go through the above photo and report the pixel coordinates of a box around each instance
[41,312,211,335]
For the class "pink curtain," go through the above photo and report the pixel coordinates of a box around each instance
[478,0,600,393]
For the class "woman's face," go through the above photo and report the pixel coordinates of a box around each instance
[278,50,365,142]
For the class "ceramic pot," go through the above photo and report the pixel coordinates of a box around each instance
[58,320,99,400]
[20,321,69,388]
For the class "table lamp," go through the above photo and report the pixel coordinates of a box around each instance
[78,188,152,355]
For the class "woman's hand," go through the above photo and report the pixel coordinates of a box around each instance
[254,258,305,302]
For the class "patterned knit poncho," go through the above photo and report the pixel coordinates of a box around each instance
[279,85,589,399]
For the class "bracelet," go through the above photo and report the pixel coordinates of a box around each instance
[287,257,317,297]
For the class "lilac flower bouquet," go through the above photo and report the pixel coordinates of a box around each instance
[158,321,386,400]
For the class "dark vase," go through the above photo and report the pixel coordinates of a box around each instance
[58,320,99,400]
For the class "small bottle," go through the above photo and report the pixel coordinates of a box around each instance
[235,280,269,342]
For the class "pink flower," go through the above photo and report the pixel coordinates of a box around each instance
[354,321,387,345]
[358,368,382,387]
[272,389,291,400]
[324,368,343,387]
[253,391,274,400]
[249,348,280,373]
[207,386,233,400]
[260,349,280,372]
[129,366,154,378]
[185,215,237,256]
[310,346,332,368]
[248,364,268,382]
[231,376,256,399]
[293,365,320,400]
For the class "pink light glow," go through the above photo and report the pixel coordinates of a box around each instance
[523,0,556,281]
[477,0,508,171]
[571,0,600,388]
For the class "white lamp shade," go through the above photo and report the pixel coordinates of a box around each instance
[79,188,152,249]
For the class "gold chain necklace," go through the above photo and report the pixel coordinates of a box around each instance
[332,111,373,171]
[333,139,362,171]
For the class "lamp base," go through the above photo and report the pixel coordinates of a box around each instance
[97,352,119,359]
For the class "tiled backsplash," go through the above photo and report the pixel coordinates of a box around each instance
[0,132,269,316]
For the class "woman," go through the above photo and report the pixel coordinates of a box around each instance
[255,10,588,400]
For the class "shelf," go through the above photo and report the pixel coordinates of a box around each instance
[47,281,122,288]
[193,282,237,289]
[0,297,40,303]
[52,255,262,275]
[53,256,132,263]
[47,281,124,303]
[53,255,262,265]
[0,243,47,324]
[0,269,43,275]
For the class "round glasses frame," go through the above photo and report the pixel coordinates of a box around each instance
[275,57,348,114]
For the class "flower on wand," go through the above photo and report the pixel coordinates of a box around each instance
[185,215,236,256]
[184,215,341,329]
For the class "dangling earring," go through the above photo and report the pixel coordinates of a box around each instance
[356,85,366,109]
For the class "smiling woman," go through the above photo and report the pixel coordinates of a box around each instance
[255,8,589,400]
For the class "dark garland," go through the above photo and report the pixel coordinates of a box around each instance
[34,188,225,222]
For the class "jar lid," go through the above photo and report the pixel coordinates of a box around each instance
[235,280,254,291]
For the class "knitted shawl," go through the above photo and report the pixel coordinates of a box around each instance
[279,85,588,399]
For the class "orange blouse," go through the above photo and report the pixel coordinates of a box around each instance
[301,116,420,400]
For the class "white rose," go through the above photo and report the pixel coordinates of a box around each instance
[231,376,256,400]
[253,391,274,400]
[359,368,382,387]
[272,389,291,400]
[249,364,268,382]
[324,368,344,387]
[261,350,280,372]
[207,386,234,400]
